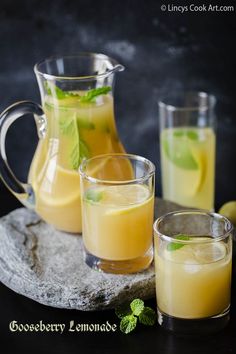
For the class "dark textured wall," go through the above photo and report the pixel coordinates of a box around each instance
[0,0,235,209]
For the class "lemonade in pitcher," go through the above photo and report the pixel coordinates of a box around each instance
[29,87,127,233]
[0,54,130,233]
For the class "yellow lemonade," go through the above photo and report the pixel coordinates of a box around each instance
[29,92,128,233]
[82,184,154,269]
[155,237,232,319]
[161,127,215,209]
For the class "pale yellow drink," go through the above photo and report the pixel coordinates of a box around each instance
[82,184,154,270]
[29,93,128,233]
[155,237,231,319]
[161,127,215,210]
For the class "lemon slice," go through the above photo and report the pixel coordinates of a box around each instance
[37,164,80,207]
[162,130,198,170]
[162,129,206,196]
[188,147,206,195]
[193,242,226,264]
[104,185,151,216]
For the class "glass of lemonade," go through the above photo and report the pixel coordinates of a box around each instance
[159,92,216,210]
[154,211,232,334]
[79,154,155,274]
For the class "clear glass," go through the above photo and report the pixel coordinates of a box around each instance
[154,210,232,334]
[159,92,216,210]
[79,153,155,274]
[0,53,126,233]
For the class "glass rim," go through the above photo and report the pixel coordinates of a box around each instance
[153,210,233,244]
[79,153,155,185]
[34,52,125,81]
[158,91,216,112]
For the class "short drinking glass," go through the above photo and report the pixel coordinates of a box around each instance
[154,210,232,334]
[80,154,155,274]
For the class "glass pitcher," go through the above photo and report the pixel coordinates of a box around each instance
[0,53,128,233]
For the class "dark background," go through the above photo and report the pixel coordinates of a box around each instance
[0,0,235,353]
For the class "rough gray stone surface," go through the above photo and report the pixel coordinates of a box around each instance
[0,198,185,311]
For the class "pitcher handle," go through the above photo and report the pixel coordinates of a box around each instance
[0,101,46,209]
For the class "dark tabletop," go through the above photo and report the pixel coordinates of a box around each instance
[0,0,235,353]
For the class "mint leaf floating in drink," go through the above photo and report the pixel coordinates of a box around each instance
[80,86,111,103]
[44,82,111,102]
[59,115,90,170]
[85,189,103,203]
[187,130,199,140]
[139,307,156,326]
[44,82,81,99]
[162,129,199,170]
[77,116,95,130]
[167,234,190,252]
[120,315,137,334]
[115,298,156,334]
[130,299,144,316]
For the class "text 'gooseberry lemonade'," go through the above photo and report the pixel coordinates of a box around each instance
[82,183,154,273]
[155,235,232,320]
[161,127,215,209]
[29,86,128,233]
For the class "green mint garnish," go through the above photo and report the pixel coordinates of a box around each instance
[44,82,80,100]
[187,130,198,140]
[167,234,190,252]
[80,86,111,103]
[59,115,90,170]
[45,82,111,102]
[115,298,156,334]
[130,299,144,316]
[139,307,156,326]
[77,117,95,130]
[85,189,103,203]
[120,315,137,334]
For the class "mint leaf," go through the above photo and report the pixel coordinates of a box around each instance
[187,130,198,140]
[130,299,144,316]
[167,234,190,252]
[120,315,137,334]
[80,86,111,103]
[115,303,132,319]
[44,82,80,100]
[77,116,95,130]
[139,307,156,326]
[85,189,103,203]
[59,115,90,170]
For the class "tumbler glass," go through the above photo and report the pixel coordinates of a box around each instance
[79,153,155,274]
[154,210,232,334]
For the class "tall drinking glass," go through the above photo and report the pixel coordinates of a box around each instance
[159,92,216,210]
[154,210,232,334]
[79,154,155,274]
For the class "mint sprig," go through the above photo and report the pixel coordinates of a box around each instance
[44,82,111,102]
[167,234,190,252]
[44,82,80,100]
[139,307,156,326]
[115,298,156,334]
[120,315,137,334]
[80,86,111,103]
[59,115,90,170]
